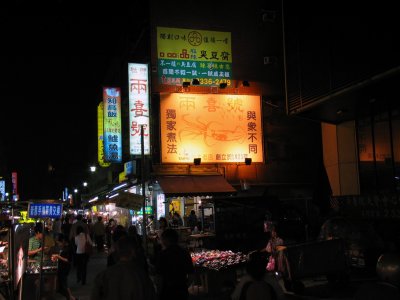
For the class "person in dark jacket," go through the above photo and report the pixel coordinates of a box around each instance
[52,234,78,300]
[91,236,156,300]
[155,228,194,300]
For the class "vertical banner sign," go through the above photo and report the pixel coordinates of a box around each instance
[128,63,150,155]
[103,87,122,163]
[157,27,232,86]
[97,102,111,167]
[160,93,264,163]
[0,180,5,201]
[11,172,18,200]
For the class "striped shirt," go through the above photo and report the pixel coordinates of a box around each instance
[28,236,41,262]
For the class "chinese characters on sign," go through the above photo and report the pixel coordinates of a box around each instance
[157,27,232,86]
[128,63,150,155]
[0,181,5,201]
[103,87,122,163]
[11,172,18,201]
[98,102,111,167]
[28,203,63,219]
[160,94,264,163]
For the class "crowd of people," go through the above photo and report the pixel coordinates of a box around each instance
[26,213,199,300]
[25,213,300,300]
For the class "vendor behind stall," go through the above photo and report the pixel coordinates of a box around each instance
[28,223,46,265]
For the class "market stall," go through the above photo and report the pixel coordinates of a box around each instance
[0,224,11,300]
[21,201,63,300]
[189,249,247,297]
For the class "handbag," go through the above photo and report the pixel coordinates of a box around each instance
[85,234,93,255]
[266,255,275,271]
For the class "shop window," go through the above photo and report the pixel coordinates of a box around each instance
[357,117,376,193]
[391,109,400,190]
[374,112,394,193]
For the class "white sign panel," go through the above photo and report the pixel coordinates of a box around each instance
[0,181,5,201]
[128,63,150,155]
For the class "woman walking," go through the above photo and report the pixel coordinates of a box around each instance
[75,225,92,285]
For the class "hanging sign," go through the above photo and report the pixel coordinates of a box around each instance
[28,203,63,219]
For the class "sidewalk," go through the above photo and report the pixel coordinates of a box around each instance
[55,250,108,300]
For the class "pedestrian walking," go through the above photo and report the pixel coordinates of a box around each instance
[90,236,156,300]
[93,216,106,251]
[155,228,194,300]
[74,225,92,285]
[51,234,78,300]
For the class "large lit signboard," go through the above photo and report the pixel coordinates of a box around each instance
[103,87,122,163]
[12,172,17,200]
[0,180,4,201]
[97,102,111,167]
[160,93,264,163]
[128,63,151,155]
[28,203,63,219]
[157,27,232,86]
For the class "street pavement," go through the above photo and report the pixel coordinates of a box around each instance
[55,250,108,300]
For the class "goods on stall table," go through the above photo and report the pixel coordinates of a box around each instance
[191,250,247,271]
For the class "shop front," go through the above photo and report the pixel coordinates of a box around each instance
[153,174,236,233]
[21,201,63,300]
[150,174,246,297]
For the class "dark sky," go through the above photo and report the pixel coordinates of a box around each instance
[0,6,138,200]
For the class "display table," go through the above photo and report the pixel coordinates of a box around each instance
[22,262,58,300]
[190,250,247,296]
[188,232,216,250]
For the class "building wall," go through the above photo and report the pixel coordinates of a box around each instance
[148,0,323,189]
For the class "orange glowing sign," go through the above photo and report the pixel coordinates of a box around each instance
[160,93,264,163]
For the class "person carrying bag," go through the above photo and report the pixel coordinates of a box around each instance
[85,232,93,256]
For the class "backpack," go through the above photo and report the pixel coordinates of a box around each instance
[239,280,277,300]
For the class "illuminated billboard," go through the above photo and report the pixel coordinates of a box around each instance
[128,63,151,155]
[160,93,264,163]
[103,87,122,163]
[97,102,111,167]
[157,27,232,86]
[0,180,5,201]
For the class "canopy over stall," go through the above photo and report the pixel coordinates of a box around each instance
[93,191,144,210]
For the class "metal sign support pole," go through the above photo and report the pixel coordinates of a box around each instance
[141,125,147,252]
[37,220,45,300]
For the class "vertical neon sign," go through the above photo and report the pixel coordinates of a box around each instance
[103,87,122,163]
[128,63,150,155]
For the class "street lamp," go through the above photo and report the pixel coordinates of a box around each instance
[74,189,78,193]
[90,166,96,173]
[83,182,88,187]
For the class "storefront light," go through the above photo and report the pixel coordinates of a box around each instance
[109,193,119,199]
[89,196,98,203]
[112,183,127,191]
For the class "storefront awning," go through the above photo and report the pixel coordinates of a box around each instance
[157,175,237,197]
[93,192,144,210]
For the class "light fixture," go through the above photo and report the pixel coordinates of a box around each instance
[90,166,96,172]
[245,158,252,165]
[74,189,78,193]
[219,83,227,89]
[182,81,190,88]
[192,79,200,85]
[83,182,88,187]
[193,158,201,165]
[242,80,250,87]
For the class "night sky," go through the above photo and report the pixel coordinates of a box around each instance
[0,5,137,200]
